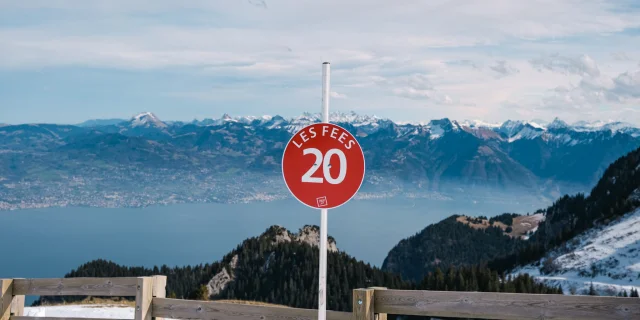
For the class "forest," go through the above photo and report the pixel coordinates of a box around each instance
[35,227,561,314]
[382,215,522,281]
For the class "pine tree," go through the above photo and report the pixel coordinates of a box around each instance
[588,283,597,296]
[195,285,209,301]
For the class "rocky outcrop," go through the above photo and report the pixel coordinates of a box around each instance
[207,225,338,297]
[206,254,238,296]
[262,225,338,252]
[206,225,339,297]
[295,225,338,252]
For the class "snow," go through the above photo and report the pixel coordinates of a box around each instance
[494,117,640,143]
[507,125,545,142]
[460,120,501,128]
[547,118,570,130]
[130,112,167,128]
[429,124,444,140]
[571,120,640,136]
[527,121,545,130]
[25,305,134,319]
[164,112,640,143]
[512,208,640,296]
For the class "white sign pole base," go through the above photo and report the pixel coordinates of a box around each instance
[318,208,328,320]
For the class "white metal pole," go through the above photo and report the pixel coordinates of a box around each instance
[318,62,330,320]
[322,62,330,123]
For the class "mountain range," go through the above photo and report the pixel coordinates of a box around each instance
[2,112,640,210]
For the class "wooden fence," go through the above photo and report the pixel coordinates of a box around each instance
[2,277,639,320]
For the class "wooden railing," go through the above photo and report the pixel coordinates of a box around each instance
[2,277,639,320]
[360,287,640,320]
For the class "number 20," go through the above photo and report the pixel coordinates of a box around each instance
[301,148,347,184]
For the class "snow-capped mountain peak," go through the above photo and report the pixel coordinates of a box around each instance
[547,117,570,130]
[426,118,462,139]
[460,120,501,129]
[119,112,640,143]
[221,113,235,122]
[497,120,545,141]
[130,112,167,128]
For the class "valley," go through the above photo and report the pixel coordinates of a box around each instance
[0,196,537,285]
[3,112,640,306]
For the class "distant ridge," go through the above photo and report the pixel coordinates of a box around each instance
[77,118,126,127]
[77,112,640,138]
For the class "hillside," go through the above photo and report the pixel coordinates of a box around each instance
[3,112,640,210]
[512,207,640,296]
[384,145,640,293]
[35,225,561,315]
[382,213,538,281]
[35,225,409,310]
[456,213,544,239]
[490,144,640,274]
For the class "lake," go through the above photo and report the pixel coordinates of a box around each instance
[0,196,544,292]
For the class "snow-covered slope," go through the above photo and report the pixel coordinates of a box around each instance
[25,305,134,318]
[512,208,640,296]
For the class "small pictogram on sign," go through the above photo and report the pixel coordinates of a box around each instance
[316,196,328,207]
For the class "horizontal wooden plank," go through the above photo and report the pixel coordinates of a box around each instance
[374,289,640,320]
[152,298,352,320]
[12,278,139,296]
[12,317,129,320]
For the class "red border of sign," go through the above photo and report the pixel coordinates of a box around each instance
[281,122,366,210]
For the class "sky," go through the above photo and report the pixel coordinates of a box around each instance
[1,0,640,125]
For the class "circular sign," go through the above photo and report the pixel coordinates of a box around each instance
[282,123,365,209]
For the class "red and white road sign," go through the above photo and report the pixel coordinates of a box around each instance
[282,123,365,209]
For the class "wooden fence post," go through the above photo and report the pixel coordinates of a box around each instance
[1,279,23,320]
[135,277,153,320]
[1,279,13,320]
[353,289,375,320]
[10,296,24,317]
[152,276,167,320]
[368,287,386,320]
[10,278,24,317]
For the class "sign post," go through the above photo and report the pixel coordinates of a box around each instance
[282,62,365,320]
[318,62,330,320]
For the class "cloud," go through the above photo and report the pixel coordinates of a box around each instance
[1,0,640,124]
[541,70,640,110]
[2,1,640,71]
[383,74,453,104]
[611,51,633,61]
[489,60,519,77]
[530,53,600,77]
[446,60,483,70]
[330,91,347,99]
[247,0,267,9]
[611,70,640,98]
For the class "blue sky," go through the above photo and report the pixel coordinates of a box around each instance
[1,0,640,125]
